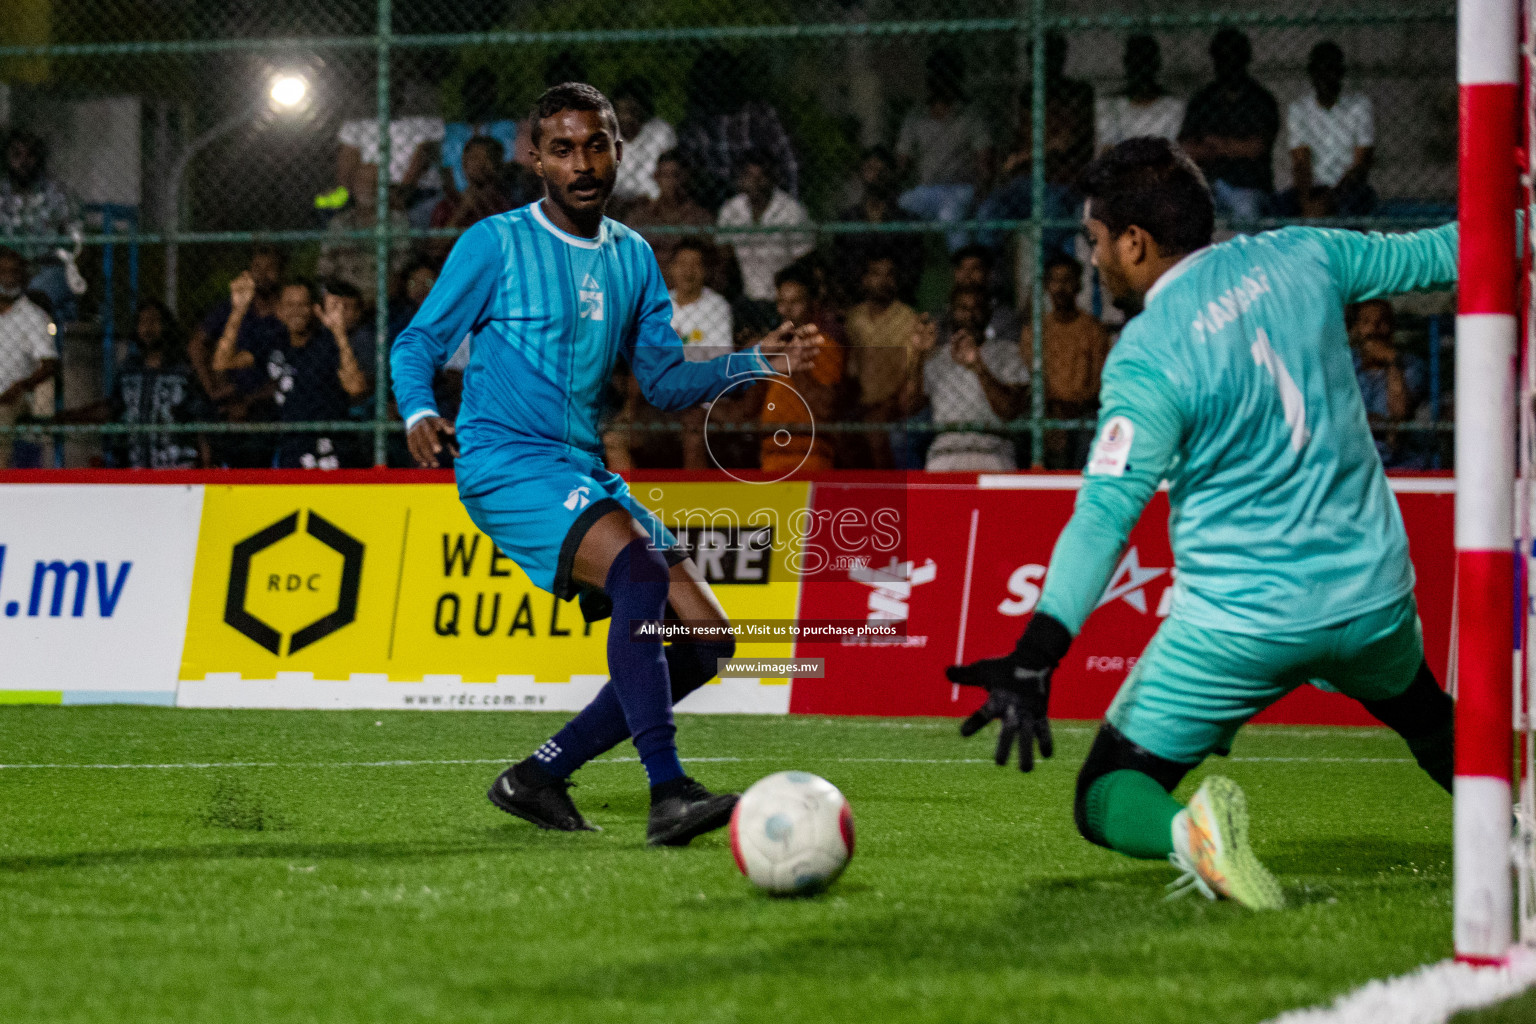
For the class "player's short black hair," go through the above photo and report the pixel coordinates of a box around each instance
[950,243,995,270]
[1045,252,1083,278]
[529,82,619,148]
[1078,137,1214,257]
[0,245,25,268]
[774,262,819,296]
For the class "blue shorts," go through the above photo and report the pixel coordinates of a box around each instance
[456,441,681,599]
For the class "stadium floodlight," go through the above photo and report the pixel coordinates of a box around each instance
[162,67,316,315]
[267,73,309,113]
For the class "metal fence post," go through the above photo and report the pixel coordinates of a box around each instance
[1028,0,1047,469]
[374,0,394,468]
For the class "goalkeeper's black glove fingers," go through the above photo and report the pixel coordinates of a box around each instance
[947,658,1054,772]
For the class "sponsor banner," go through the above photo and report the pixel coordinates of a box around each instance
[791,480,1456,725]
[0,484,201,697]
[177,481,805,711]
[0,473,1459,724]
[177,674,788,714]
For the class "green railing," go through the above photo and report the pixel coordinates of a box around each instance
[0,0,1458,471]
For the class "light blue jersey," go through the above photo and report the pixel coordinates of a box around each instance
[1037,224,1458,637]
[391,201,773,461]
[391,199,780,598]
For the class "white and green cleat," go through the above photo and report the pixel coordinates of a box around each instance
[1166,775,1285,911]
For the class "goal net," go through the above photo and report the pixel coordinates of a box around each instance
[1517,0,1536,951]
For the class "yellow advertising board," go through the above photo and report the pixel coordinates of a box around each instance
[179,482,807,709]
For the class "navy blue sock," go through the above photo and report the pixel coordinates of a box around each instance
[529,685,626,779]
[604,539,684,786]
[532,636,736,776]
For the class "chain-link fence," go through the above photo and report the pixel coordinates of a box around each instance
[0,0,1457,472]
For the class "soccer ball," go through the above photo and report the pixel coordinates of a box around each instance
[729,771,854,894]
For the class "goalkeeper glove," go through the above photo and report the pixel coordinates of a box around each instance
[945,612,1072,772]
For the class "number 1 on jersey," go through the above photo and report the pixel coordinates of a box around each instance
[1251,328,1310,453]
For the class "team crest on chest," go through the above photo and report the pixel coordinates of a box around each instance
[579,273,605,321]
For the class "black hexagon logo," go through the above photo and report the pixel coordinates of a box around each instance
[224,510,364,655]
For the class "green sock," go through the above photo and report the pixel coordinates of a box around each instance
[1085,769,1185,860]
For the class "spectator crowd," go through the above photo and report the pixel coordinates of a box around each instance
[0,30,1440,472]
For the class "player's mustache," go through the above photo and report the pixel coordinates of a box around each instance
[568,175,602,192]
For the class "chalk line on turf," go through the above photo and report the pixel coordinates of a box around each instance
[1261,948,1536,1024]
[0,755,1413,770]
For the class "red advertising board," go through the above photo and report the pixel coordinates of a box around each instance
[789,476,1456,725]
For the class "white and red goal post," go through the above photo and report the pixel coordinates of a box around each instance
[1455,0,1522,965]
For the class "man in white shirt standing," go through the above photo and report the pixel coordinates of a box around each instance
[716,148,813,327]
[1095,35,1186,151]
[1285,41,1375,217]
[0,248,59,468]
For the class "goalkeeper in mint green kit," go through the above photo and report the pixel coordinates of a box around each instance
[949,138,1457,910]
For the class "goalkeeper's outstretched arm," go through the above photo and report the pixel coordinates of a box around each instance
[946,353,1184,771]
[1297,222,1458,306]
[1034,356,1185,637]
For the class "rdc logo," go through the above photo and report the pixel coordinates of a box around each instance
[224,510,364,655]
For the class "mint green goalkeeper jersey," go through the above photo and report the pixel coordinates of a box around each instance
[1036,224,1458,637]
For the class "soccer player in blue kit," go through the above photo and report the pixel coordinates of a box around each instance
[392,83,817,846]
[949,138,1458,908]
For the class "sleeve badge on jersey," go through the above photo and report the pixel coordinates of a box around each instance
[1086,416,1135,477]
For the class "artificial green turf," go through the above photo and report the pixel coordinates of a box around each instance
[1455,988,1536,1023]
[0,706,1497,1023]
